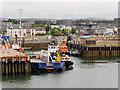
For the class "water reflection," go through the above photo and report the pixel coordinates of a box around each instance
[72,56,119,70]
[2,56,119,88]
[79,56,120,63]
[2,74,31,82]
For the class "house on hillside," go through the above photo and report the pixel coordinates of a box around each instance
[24,26,35,36]
[7,24,25,37]
[7,24,36,37]
[35,27,46,34]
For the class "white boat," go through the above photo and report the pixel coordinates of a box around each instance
[12,43,20,50]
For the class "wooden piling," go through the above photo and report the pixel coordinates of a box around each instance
[15,61,18,74]
[6,59,8,75]
[2,62,5,74]
[12,58,14,75]
[6,63,8,75]
[19,61,21,74]
[22,61,25,74]
[117,50,119,57]
[88,51,90,58]
[8,61,12,74]
[30,63,31,73]
[25,61,29,74]
[12,63,15,75]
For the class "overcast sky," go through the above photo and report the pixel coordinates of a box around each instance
[1,0,119,19]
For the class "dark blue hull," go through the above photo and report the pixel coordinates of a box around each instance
[31,62,66,72]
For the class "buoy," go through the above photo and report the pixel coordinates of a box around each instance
[19,48,23,52]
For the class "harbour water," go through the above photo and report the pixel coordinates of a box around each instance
[2,56,119,88]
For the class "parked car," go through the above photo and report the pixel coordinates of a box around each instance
[32,38,37,41]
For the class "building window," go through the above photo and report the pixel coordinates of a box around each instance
[19,31,21,36]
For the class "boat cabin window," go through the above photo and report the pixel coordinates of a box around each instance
[60,52,70,57]
[61,47,67,49]
[51,46,55,49]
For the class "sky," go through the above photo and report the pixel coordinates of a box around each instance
[0,0,119,2]
[0,0,119,19]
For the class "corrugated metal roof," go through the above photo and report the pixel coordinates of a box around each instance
[35,27,45,31]
[80,36,94,39]
[8,25,34,29]
[8,25,25,29]
[99,27,106,29]
[74,24,100,26]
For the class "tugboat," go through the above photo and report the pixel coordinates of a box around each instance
[58,42,74,68]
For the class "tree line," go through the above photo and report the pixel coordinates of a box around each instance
[33,24,76,35]
[8,19,23,24]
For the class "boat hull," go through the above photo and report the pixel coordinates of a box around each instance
[63,61,74,68]
[31,62,66,72]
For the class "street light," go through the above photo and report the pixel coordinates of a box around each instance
[49,23,50,35]
[18,9,23,48]
[18,9,23,29]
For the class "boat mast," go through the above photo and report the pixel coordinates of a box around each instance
[48,44,50,63]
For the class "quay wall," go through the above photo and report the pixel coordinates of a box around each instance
[0,50,31,75]
[21,39,57,51]
[81,47,120,58]
[0,58,31,75]
[1,61,31,75]
[67,43,120,58]
[22,43,48,51]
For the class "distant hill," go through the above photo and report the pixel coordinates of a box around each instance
[1,17,114,21]
[81,17,114,21]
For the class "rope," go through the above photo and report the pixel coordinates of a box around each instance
[31,63,39,73]
[55,62,65,72]
[55,65,60,72]
[31,63,46,72]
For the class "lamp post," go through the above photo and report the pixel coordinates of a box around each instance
[49,23,50,35]
[18,9,23,48]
